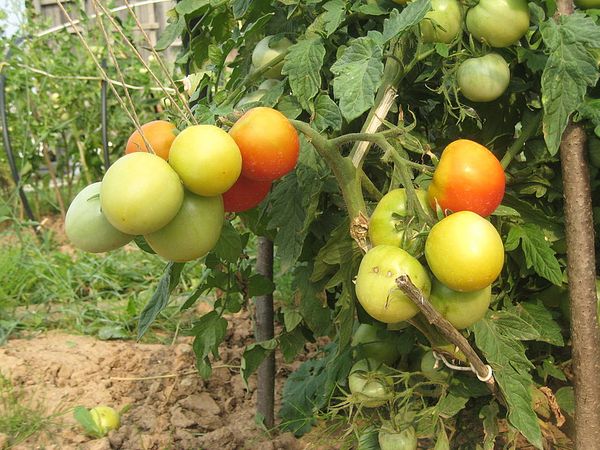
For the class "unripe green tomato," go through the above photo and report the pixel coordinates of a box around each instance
[258,79,280,90]
[355,245,432,323]
[368,188,431,249]
[425,211,504,292]
[351,323,402,366]
[420,350,450,382]
[252,36,292,79]
[100,153,184,235]
[466,0,530,48]
[348,359,394,408]
[65,182,133,253]
[236,89,268,108]
[429,278,492,329]
[90,406,120,434]
[378,426,418,450]
[144,191,224,262]
[456,54,510,103]
[575,0,600,8]
[420,0,463,44]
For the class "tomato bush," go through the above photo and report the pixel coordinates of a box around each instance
[456,54,510,103]
[425,211,504,292]
[427,139,505,217]
[229,107,300,181]
[65,182,133,253]
[465,0,530,48]
[355,245,431,323]
[100,153,184,235]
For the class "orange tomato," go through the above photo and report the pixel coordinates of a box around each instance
[125,120,176,161]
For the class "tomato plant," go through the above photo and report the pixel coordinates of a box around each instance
[144,191,224,262]
[427,139,505,217]
[251,36,292,79]
[65,182,133,253]
[425,211,504,292]
[348,359,394,408]
[368,188,431,250]
[355,245,431,323]
[125,120,176,161]
[456,54,510,103]
[100,153,184,235]
[222,176,272,213]
[465,0,530,48]
[228,107,300,181]
[169,125,242,196]
[419,0,462,44]
[429,278,492,329]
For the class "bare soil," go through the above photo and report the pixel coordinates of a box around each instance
[0,308,316,450]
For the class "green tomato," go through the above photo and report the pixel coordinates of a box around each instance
[456,54,510,103]
[100,153,184,235]
[351,323,402,365]
[236,89,269,108]
[251,36,292,79]
[144,191,224,262]
[169,125,242,197]
[379,426,418,450]
[368,189,431,249]
[429,278,492,329]
[425,211,504,292]
[355,245,432,323]
[420,0,463,44]
[466,0,530,48]
[348,359,394,408]
[575,0,600,7]
[90,406,120,434]
[65,182,133,253]
[420,350,451,383]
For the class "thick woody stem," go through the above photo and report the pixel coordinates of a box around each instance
[395,274,496,393]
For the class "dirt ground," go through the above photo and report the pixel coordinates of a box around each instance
[0,308,315,450]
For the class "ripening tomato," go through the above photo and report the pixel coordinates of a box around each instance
[251,36,292,79]
[466,0,530,48]
[169,125,242,197]
[379,426,417,450]
[222,175,272,213]
[101,153,184,235]
[355,245,431,323]
[125,120,176,160]
[368,188,431,249]
[144,191,224,262]
[65,182,133,253]
[456,54,510,103]
[429,278,492,329]
[419,0,463,44]
[348,359,394,408]
[229,107,300,181]
[425,211,504,292]
[427,139,505,217]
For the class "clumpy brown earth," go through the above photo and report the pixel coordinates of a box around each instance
[0,309,315,450]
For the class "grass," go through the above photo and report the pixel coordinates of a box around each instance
[0,219,205,344]
[0,373,62,447]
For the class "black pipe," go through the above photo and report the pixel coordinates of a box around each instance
[100,59,110,171]
[0,62,37,225]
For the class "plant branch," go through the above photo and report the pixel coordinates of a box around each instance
[500,110,542,169]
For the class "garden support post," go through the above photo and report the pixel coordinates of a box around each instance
[255,236,275,428]
[101,59,110,171]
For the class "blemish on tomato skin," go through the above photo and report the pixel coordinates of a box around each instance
[372,266,379,274]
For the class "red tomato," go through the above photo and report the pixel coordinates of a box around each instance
[427,139,505,217]
[228,107,300,181]
[222,176,272,212]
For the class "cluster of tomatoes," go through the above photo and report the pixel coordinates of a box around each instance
[65,107,299,262]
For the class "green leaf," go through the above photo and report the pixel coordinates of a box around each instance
[248,273,275,297]
[474,316,543,449]
[176,0,209,16]
[505,223,563,285]
[540,13,600,155]
[137,262,185,340]
[294,265,331,336]
[437,392,469,418]
[434,425,450,450]
[213,221,243,263]
[331,36,384,121]
[512,303,564,346]
[479,402,500,450]
[321,0,347,37]
[191,311,228,379]
[133,235,156,254]
[313,94,343,132]
[73,406,103,438]
[357,426,380,450]
[382,0,431,43]
[282,38,326,110]
[555,386,574,415]
[279,327,306,363]
[232,0,253,18]
[277,95,303,119]
[241,339,278,387]
[155,18,185,51]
